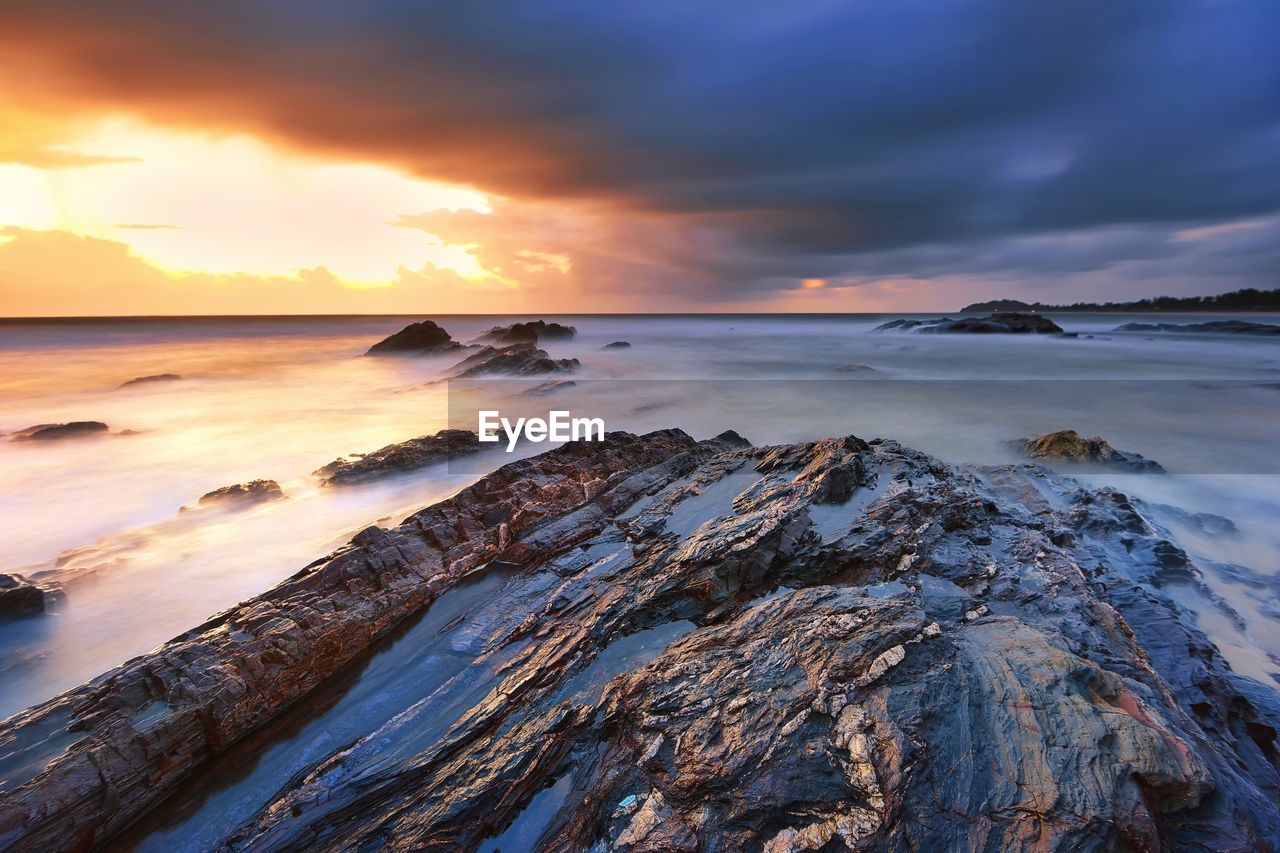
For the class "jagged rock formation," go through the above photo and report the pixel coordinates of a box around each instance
[1015,429,1165,472]
[0,575,52,620]
[190,479,285,509]
[451,343,580,377]
[477,320,577,345]
[874,312,1064,334]
[119,373,182,388]
[315,429,483,485]
[8,422,109,441]
[366,320,463,355]
[1114,320,1280,336]
[1,430,1277,851]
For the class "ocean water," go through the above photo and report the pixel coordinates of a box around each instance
[1,313,1278,723]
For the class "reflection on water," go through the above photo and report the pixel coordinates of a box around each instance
[1,313,1278,725]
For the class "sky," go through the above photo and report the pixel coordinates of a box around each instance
[0,0,1277,315]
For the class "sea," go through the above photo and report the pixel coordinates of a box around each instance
[1,312,1277,749]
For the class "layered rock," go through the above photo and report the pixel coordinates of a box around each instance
[875,312,1064,334]
[1,430,1277,851]
[476,320,577,345]
[451,343,579,377]
[1015,429,1165,472]
[314,429,484,485]
[1115,320,1280,336]
[8,422,109,441]
[366,320,463,355]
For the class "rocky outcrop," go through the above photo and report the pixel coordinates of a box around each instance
[1115,320,1280,336]
[476,320,577,345]
[875,312,1064,334]
[1,430,1277,851]
[0,575,51,620]
[315,429,485,485]
[119,373,182,388]
[451,343,579,377]
[189,479,285,509]
[366,320,463,355]
[1015,429,1165,472]
[8,422,109,441]
[603,340,632,349]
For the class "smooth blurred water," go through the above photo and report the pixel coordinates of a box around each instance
[1,313,1277,721]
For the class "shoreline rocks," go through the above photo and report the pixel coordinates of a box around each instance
[1015,429,1165,472]
[1,429,1277,851]
[366,320,464,355]
[315,429,484,485]
[875,312,1064,334]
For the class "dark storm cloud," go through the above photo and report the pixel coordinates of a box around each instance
[2,0,1277,292]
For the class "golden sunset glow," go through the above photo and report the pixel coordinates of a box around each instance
[0,114,498,286]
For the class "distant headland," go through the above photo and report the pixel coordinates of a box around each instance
[960,287,1280,313]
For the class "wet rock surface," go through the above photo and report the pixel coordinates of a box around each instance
[1015,429,1166,472]
[315,429,483,485]
[0,575,52,620]
[603,340,632,349]
[477,320,577,345]
[451,343,580,377]
[366,320,464,355]
[1,430,1277,851]
[875,312,1064,334]
[119,373,182,388]
[8,421,109,441]
[191,479,285,509]
[1115,320,1280,336]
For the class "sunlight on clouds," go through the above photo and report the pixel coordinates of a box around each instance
[0,116,495,284]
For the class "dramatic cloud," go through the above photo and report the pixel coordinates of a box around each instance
[0,0,1277,308]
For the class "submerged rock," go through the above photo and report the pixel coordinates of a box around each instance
[315,429,483,485]
[520,380,577,396]
[476,320,577,345]
[9,421,109,441]
[1115,320,1280,336]
[0,574,52,620]
[187,479,285,510]
[451,343,579,377]
[1,429,1277,851]
[119,373,182,388]
[366,320,462,355]
[603,340,632,349]
[875,312,1064,334]
[1016,429,1165,472]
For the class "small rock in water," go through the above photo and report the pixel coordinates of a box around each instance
[874,312,1064,334]
[119,373,182,388]
[0,573,54,620]
[366,320,462,355]
[315,429,483,485]
[9,421,109,441]
[451,343,579,377]
[475,320,577,345]
[190,479,285,510]
[603,340,632,349]
[1015,429,1164,472]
